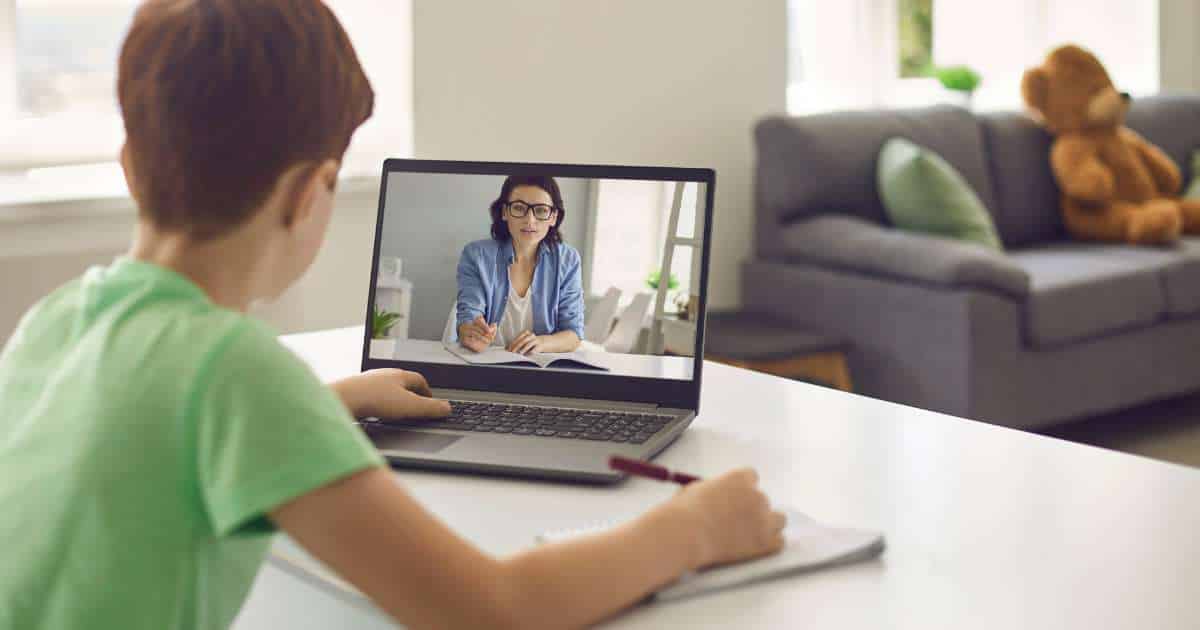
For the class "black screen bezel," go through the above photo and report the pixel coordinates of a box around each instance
[360,159,715,412]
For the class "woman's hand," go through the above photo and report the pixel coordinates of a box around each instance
[459,315,496,352]
[330,368,451,420]
[506,330,545,355]
[666,468,787,570]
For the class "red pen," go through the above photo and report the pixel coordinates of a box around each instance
[609,455,701,485]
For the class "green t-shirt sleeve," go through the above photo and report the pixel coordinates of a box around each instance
[190,320,385,537]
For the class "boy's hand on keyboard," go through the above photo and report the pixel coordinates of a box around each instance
[671,468,787,570]
[330,368,451,420]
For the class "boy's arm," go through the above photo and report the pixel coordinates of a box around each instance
[271,467,784,630]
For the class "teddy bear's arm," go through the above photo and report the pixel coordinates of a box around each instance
[1120,128,1182,196]
[1051,136,1115,203]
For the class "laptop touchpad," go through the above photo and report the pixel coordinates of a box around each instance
[371,429,462,453]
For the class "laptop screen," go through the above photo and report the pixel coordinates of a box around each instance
[363,160,713,408]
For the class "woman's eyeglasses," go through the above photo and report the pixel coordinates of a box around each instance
[505,201,557,221]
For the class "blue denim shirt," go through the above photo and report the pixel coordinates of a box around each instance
[452,238,585,343]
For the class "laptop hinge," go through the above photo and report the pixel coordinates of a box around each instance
[432,388,660,411]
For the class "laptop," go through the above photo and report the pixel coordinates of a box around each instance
[358,159,715,483]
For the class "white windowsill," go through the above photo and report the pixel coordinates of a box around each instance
[0,161,383,223]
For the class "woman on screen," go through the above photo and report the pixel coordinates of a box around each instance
[453,175,585,355]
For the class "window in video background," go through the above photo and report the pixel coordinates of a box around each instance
[368,172,706,378]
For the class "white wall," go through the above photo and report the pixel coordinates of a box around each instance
[411,0,788,310]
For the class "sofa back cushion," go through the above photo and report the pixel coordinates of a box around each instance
[1124,95,1200,186]
[978,113,1064,248]
[755,106,997,259]
[981,96,1200,249]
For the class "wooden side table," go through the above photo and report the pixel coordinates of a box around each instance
[704,311,852,391]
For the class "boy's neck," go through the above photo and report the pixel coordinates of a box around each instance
[128,220,276,312]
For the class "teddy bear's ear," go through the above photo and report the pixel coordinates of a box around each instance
[1021,67,1049,112]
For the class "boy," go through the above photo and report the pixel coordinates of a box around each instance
[0,1,786,628]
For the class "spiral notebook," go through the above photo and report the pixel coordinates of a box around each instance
[537,509,885,601]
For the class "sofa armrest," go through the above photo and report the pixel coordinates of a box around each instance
[778,215,1030,298]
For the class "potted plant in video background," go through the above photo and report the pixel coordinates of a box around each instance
[371,306,401,358]
[646,270,683,315]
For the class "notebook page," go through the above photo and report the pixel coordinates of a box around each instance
[537,509,885,601]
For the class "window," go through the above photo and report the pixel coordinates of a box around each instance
[587,180,702,314]
[14,0,137,118]
[0,0,412,184]
[0,0,135,171]
[788,0,1158,114]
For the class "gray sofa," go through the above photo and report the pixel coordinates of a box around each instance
[746,95,1200,430]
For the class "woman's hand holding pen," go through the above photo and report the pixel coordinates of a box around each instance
[459,315,497,352]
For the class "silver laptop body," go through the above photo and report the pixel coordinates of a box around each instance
[359,159,715,484]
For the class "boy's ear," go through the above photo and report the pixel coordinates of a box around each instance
[280,159,339,229]
[118,143,139,202]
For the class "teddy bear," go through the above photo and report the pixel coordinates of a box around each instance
[1021,44,1200,244]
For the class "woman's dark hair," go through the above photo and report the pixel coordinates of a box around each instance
[489,175,566,244]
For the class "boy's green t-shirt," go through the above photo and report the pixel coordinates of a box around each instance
[0,258,385,630]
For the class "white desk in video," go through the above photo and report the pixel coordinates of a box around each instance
[388,338,694,381]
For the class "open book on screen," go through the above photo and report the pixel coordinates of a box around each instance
[445,343,610,371]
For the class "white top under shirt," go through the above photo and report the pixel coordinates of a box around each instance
[494,269,534,348]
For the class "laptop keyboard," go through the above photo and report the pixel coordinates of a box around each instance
[359,400,676,444]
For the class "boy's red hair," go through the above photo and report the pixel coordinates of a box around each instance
[118,0,374,239]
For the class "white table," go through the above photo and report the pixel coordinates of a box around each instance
[385,337,694,380]
[233,327,1200,629]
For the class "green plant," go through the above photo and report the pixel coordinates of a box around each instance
[372,306,401,339]
[933,65,982,94]
[645,270,680,291]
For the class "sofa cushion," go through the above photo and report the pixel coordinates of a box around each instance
[978,113,1064,248]
[1027,239,1200,317]
[779,215,1030,297]
[877,137,1003,250]
[1156,238,1200,315]
[1006,243,1200,347]
[754,105,997,259]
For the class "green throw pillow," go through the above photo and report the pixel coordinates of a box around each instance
[1184,149,1200,200]
[877,137,1003,250]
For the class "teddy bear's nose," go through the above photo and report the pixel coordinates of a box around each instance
[1120,91,1132,103]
